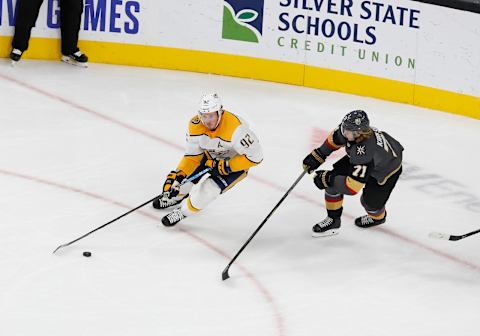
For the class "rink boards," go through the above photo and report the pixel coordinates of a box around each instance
[0,0,478,118]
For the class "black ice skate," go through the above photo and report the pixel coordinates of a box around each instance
[10,49,23,65]
[354,213,387,228]
[152,194,187,210]
[161,208,186,227]
[312,217,341,237]
[61,51,88,68]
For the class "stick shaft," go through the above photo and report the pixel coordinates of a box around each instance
[222,171,306,279]
[53,168,212,253]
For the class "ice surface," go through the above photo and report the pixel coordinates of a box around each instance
[0,60,479,336]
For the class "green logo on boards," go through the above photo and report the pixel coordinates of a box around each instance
[222,0,264,43]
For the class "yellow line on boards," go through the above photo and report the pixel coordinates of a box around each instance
[1,36,478,119]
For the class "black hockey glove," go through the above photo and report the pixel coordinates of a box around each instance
[313,170,332,190]
[162,170,186,198]
[303,149,325,173]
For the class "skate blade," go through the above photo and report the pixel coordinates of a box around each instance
[312,229,339,238]
[61,56,88,68]
[10,60,18,67]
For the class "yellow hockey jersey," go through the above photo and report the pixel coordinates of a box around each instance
[177,111,263,175]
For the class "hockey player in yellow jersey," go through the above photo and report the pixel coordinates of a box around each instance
[154,93,263,226]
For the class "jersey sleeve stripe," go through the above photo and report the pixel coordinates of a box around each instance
[326,139,339,150]
[326,132,343,150]
[345,176,364,195]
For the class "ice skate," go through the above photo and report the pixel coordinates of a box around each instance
[152,193,187,210]
[161,208,186,227]
[312,217,341,237]
[354,213,386,228]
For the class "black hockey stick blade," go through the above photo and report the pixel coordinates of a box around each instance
[222,267,230,281]
[53,243,69,254]
[429,228,480,241]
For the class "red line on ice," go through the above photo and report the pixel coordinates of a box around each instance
[2,69,480,335]
[0,70,287,336]
[3,71,478,274]
[0,168,287,336]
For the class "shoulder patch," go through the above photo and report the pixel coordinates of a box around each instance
[349,139,374,165]
[191,116,201,124]
[356,145,366,156]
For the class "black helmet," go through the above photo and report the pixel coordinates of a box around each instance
[341,110,370,133]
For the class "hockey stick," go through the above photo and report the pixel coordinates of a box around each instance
[53,167,211,254]
[222,170,307,280]
[429,228,480,241]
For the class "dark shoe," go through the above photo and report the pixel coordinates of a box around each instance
[10,49,23,64]
[354,213,387,228]
[312,217,341,237]
[61,51,88,68]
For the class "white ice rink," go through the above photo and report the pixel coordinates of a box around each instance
[0,60,479,336]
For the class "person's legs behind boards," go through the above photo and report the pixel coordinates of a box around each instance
[60,0,88,67]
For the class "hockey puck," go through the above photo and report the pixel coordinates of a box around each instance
[82,251,92,257]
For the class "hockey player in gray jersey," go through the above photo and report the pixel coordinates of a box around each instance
[302,110,403,237]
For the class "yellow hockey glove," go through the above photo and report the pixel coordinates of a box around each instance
[162,170,186,198]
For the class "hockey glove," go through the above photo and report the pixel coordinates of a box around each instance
[205,158,231,176]
[313,170,332,190]
[162,170,186,199]
[303,149,325,173]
